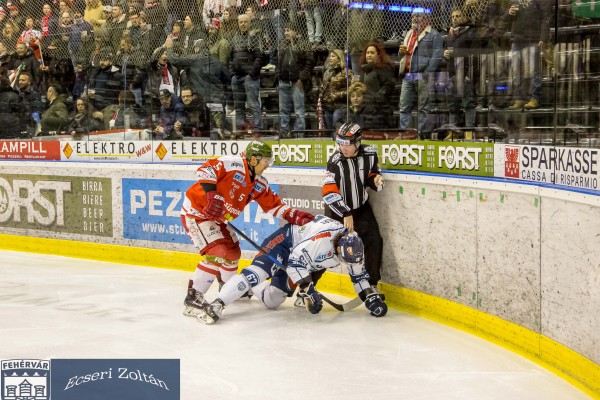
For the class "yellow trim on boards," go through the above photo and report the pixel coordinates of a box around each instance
[0,233,598,399]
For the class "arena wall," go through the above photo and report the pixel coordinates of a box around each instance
[0,161,598,398]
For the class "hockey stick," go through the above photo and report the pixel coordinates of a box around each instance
[227,222,361,312]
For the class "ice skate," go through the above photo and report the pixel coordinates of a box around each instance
[183,280,207,317]
[197,299,225,325]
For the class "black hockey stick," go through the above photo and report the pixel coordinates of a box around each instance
[227,222,361,312]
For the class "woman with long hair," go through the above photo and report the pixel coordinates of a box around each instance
[358,41,396,129]
[68,96,104,136]
[319,49,348,131]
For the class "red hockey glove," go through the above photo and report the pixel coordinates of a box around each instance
[203,192,225,220]
[285,209,315,226]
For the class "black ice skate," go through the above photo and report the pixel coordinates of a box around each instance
[183,280,206,317]
[197,299,225,325]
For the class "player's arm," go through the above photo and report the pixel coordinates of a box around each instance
[196,159,227,220]
[322,163,351,218]
[253,177,314,226]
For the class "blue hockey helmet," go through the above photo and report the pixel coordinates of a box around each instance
[336,232,364,264]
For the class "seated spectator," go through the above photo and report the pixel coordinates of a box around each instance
[68,96,104,136]
[153,88,186,140]
[41,84,69,134]
[101,90,145,130]
[335,82,378,129]
[0,66,25,138]
[358,41,396,128]
[179,86,206,137]
[319,49,348,131]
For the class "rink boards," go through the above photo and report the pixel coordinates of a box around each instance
[0,161,598,399]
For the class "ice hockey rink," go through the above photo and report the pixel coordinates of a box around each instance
[0,250,591,400]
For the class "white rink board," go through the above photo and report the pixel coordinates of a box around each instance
[0,162,598,367]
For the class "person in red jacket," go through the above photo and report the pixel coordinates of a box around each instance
[181,140,315,317]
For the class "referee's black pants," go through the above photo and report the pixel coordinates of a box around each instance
[325,202,383,286]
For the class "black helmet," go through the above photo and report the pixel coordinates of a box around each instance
[335,122,362,145]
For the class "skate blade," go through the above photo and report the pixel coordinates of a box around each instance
[293,297,305,308]
[183,305,203,317]
[197,310,219,325]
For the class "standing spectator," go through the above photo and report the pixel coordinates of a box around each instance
[69,10,94,63]
[445,8,482,128]
[131,46,182,116]
[322,122,385,289]
[398,10,443,138]
[229,13,264,131]
[277,23,313,137]
[83,0,105,33]
[40,4,58,40]
[2,21,19,53]
[301,0,322,47]
[0,66,24,138]
[87,48,124,110]
[180,140,315,318]
[219,7,237,42]
[11,42,41,88]
[180,15,205,56]
[125,11,141,43]
[167,37,230,136]
[202,0,225,26]
[103,4,127,53]
[153,88,186,139]
[319,49,347,131]
[358,41,396,129]
[17,71,43,134]
[207,18,229,65]
[502,0,551,110]
[40,83,69,133]
[8,5,24,32]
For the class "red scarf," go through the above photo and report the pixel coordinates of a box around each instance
[161,65,170,84]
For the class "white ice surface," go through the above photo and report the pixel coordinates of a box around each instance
[0,250,591,400]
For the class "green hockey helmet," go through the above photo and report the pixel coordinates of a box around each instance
[245,140,274,165]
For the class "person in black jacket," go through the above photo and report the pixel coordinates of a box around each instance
[277,23,314,138]
[16,71,43,135]
[358,41,396,129]
[229,13,265,131]
[0,66,25,138]
[444,8,484,128]
[41,84,69,134]
[87,48,124,111]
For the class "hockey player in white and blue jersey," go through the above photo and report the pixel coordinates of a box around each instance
[195,214,388,324]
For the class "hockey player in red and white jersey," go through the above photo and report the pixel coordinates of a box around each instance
[181,140,314,317]
[195,214,388,324]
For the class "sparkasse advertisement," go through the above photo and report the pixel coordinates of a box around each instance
[494,144,599,191]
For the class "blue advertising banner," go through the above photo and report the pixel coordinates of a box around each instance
[121,178,283,251]
[122,178,192,244]
[1,359,179,400]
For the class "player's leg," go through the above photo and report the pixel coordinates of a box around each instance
[181,216,239,316]
[254,268,296,309]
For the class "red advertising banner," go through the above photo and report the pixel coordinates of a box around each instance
[0,141,61,160]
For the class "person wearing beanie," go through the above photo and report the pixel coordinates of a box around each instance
[208,17,229,65]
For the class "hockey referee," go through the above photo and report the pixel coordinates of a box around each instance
[322,122,385,288]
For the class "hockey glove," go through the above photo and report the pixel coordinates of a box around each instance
[364,292,387,317]
[285,209,315,226]
[203,192,225,220]
[298,282,323,314]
